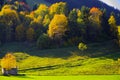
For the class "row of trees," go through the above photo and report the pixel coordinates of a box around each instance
[0,2,119,48]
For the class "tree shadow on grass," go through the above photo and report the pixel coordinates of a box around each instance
[13,74,34,79]
[1,74,34,79]
[0,41,120,60]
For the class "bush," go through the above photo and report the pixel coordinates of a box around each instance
[37,34,51,49]
[78,42,87,51]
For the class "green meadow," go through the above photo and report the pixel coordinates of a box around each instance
[0,75,120,80]
[0,41,120,76]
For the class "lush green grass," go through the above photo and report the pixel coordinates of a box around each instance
[0,41,120,75]
[0,75,120,80]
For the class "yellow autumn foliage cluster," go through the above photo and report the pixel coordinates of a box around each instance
[1,53,17,70]
[89,7,102,24]
[48,14,68,38]
[49,2,67,15]
[34,4,48,17]
[108,15,116,26]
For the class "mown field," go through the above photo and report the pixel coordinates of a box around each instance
[0,41,120,77]
[0,75,120,80]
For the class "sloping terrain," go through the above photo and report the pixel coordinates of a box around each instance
[0,41,119,75]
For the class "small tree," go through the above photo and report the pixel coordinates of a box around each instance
[1,53,17,75]
[108,15,117,39]
[78,42,87,51]
[48,14,68,39]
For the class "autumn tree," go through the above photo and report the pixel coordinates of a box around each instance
[0,5,20,41]
[89,7,102,24]
[49,2,68,16]
[26,27,35,42]
[108,14,118,39]
[87,7,103,41]
[43,14,50,29]
[48,14,68,39]
[30,16,45,39]
[15,24,25,41]
[34,4,48,19]
[117,26,120,47]
[1,53,17,71]
[19,11,33,28]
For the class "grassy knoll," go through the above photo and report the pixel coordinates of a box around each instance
[0,41,120,75]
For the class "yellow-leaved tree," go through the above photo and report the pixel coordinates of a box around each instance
[108,15,118,39]
[48,14,68,39]
[1,53,17,70]
[26,27,35,42]
[49,2,68,16]
[0,5,20,41]
[34,4,48,18]
[117,26,120,47]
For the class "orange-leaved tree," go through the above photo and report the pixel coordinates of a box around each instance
[89,7,102,24]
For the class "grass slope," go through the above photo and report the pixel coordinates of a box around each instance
[0,41,120,75]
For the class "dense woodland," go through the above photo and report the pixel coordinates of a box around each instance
[0,0,120,49]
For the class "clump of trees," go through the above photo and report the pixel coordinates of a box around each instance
[0,2,119,49]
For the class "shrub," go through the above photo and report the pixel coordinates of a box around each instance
[78,42,87,51]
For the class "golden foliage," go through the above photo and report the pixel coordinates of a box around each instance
[43,15,50,27]
[0,5,20,26]
[1,53,17,70]
[48,14,68,38]
[108,15,116,26]
[34,4,48,17]
[49,2,67,15]
[78,42,87,51]
[118,26,120,34]
[108,15,117,36]
[77,9,81,17]
[89,7,102,24]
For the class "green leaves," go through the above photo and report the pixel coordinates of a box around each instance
[78,42,87,51]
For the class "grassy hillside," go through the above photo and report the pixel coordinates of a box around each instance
[0,41,120,75]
